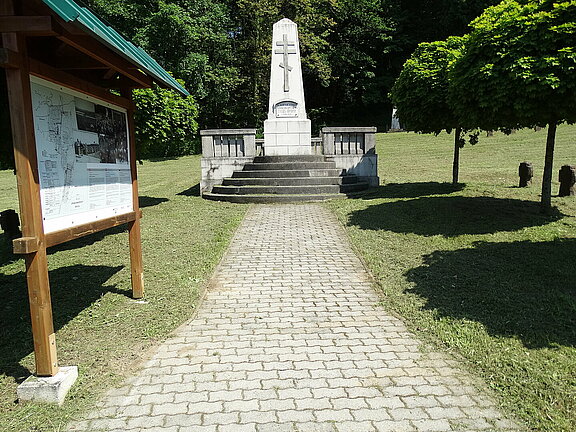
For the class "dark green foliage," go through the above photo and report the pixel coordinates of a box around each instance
[390,37,470,184]
[0,0,506,159]
[134,0,242,128]
[449,0,576,130]
[449,0,576,211]
[390,36,465,134]
[84,0,500,130]
[132,84,199,159]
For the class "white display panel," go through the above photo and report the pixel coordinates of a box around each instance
[30,76,133,234]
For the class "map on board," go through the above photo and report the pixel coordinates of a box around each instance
[30,77,133,234]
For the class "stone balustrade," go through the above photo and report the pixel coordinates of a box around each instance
[321,127,377,155]
[200,129,257,194]
[200,126,379,194]
[201,129,257,158]
[321,127,379,187]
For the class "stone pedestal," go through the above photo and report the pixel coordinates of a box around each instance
[264,118,311,156]
[264,19,311,155]
[17,366,78,405]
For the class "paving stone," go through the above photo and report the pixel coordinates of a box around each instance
[412,418,452,431]
[240,411,278,424]
[203,411,238,425]
[334,421,376,432]
[315,409,353,422]
[220,423,257,432]
[67,204,523,432]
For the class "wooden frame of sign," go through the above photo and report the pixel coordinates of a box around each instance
[0,0,149,377]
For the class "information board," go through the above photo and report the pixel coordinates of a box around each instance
[30,76,133,234]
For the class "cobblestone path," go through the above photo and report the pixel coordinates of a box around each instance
[69,204,522,432]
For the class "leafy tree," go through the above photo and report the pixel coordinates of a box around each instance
[316,0,398,127]
[390,36,468,184]
[132,84,199,159]
[134,0,241,128]
[449,0,576,211]
[85,0,157,39]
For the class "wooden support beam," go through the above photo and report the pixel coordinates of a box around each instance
[122,88,144,299]
[56,58,110,71]
[0,46,20,68]
[0,16,54,35]
[13,211,144,253]
[13,236,39,254]
[3,31,59,377]
[45,211,140,248]
[57,31,153,88]
[29,57,133,109]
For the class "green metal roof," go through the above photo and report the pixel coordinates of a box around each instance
[42,0,189,96]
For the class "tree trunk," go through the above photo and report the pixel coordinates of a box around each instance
[541,121,557,213]
[452,127,461,185]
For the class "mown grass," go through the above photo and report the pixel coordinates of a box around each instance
[0,155,248,432]
[327,124,576,432]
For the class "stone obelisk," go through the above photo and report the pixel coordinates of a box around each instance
[263,18,311,155]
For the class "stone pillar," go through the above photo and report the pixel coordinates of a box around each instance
[558,165,576,196]
[263,18,311,156]
[518,162,533,187]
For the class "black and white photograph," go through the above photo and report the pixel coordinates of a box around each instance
[74,98,129,164]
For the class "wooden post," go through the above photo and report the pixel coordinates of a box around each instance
[3,31,59,376]
[121,89,144,299]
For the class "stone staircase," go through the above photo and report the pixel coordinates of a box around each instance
[203,155,370,203]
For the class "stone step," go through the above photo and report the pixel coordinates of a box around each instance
[212,182,369,196]
[233,169,343,178]
[222,176,360,186]
[212,184,341,195]
[253,155,326,163]
[243,162,336,171]
[203,193,346,204]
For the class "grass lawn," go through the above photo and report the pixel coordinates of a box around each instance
[0,155,247,431]
[327,124,576,432]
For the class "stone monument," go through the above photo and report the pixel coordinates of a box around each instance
[559,165,576,196]
[264,18,311,155]
[518,161,533,187]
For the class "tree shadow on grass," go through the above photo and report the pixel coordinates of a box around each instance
[405,239,576,348]
[139,195,169,208]
[1,223,129,259]
[360,182,466,200]
[178,183,200,197]
[0,264,126,381]
[0,233,20,266]
[348,196,563,236]
[47,225,127,254]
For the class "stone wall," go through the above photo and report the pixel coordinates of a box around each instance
[200,129,256,195]
[321,127,379,187]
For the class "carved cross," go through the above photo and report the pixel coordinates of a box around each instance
[274,34,297,92]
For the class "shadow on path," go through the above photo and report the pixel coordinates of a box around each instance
[348,196,563,236]
[0,264,126,381]
[405,239,576,348]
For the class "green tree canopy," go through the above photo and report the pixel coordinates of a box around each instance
[390,36,467,184]
[132,84,199,159]
[450,0,576,130]
[449,0,576,210]
[390,36,465,134]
